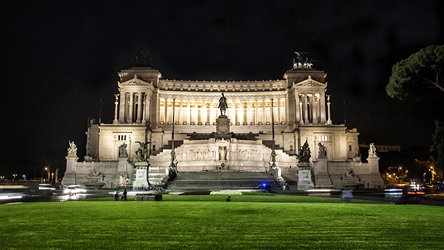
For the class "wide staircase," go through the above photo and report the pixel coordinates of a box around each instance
[162,140,184,150]
[165,171,277,191]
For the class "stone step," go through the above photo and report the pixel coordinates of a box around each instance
[165,171,277,191]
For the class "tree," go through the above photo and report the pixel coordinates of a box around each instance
[386,44,444,100]
[431,118,444,175]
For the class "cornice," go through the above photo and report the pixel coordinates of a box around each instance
[157,90,288,100]
[158,79,287,92]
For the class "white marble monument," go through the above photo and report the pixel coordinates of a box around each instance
[62,61,384,190]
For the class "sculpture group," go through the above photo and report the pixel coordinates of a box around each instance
[135,141,150,162]
[67,141,77,156]
[297,140,311,162]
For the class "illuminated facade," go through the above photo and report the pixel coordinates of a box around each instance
[63,65,383,189]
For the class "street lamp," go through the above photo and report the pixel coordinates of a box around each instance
[429,166,436,182]
[42,167,48,183]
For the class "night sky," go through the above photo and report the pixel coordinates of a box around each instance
[1,1,443,175]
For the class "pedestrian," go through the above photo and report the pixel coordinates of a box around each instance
[122,188,127,201]
[114,191,119,201]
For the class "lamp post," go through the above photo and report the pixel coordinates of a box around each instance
[169,98,178,177]
[42,167,48,183]
[270,98,277,169]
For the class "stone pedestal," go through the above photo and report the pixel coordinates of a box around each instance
[215,115,231,139]
[312,158,333,188]
[366,156,380,174]
[366,156,384,188]
[117,157,129,173]
[62,155,79,185]
[62,172,77,185]
[297,162,314,190]
[132,162,149,190]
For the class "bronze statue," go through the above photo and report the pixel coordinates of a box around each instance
[135,141,150,162]
[218,93,227,116]
[296,140,311,162]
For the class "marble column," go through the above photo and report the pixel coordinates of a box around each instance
[178,98,182,124]
[210,99,214,124]
[320,91,326,123]
[198,99,202,125]
[313,95,317,124]
[262,98,266,125]
[285,94,289,125]
[119,91,126,123]
[299,98,304,124]
[247,100,251,125]
[154,90,160,127]
[137,92,142,123]
[128,92,134,123]
[304,94,309,123]
[295,91,300,124]
[187,99,191,125]
[255,99,258,125]
[141,93,146,124]
[113,97,119,124]
[164,97,168,124]
[327,96,332,125]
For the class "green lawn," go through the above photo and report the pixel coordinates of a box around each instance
[0,195,442,249]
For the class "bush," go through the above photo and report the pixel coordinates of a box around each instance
[155,194,163,201]
[178,190,211,195]
[241,192,274,196]
[210,190,242,196]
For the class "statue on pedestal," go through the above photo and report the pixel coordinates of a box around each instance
[219,146,227,161]
[135,141,150,162]
[218,93,227,116]
[368,143,377,157]
[318,143,326,157]
[296,140,311,162]
[67,141,77,156]
[269,149,277,168]
[119,143,128,158]
[119,174,124,186]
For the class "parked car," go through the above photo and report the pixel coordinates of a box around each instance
[64,185,87,195]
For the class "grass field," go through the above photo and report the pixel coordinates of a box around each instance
[1,194,442,249]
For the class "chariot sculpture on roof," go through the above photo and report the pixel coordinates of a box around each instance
[293,52,313,69]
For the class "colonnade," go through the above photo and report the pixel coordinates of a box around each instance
[113,90,332,126]
[158,96,287,126]
[293,91,329,124]
[115,90,153,124]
